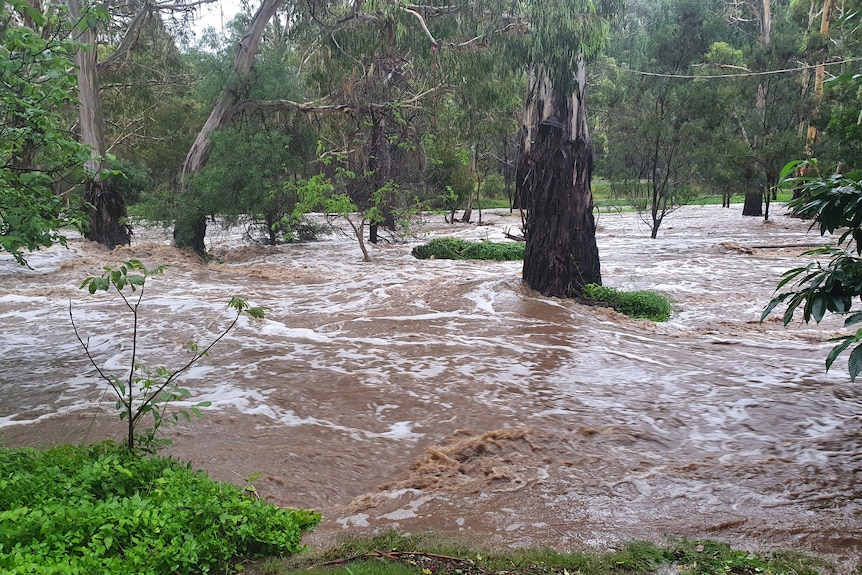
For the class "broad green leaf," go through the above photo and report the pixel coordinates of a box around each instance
[848,344,862,381]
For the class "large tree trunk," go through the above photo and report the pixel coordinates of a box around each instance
[174,0,283,252]
[68,0,130,249]
[519,60,601,298]
[742,191,763,216]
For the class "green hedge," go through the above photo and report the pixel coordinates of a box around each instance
[412,238,525,261]
[0,443,319,574]
[583,284,672,322]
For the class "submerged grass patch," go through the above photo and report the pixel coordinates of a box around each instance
[582,283,672,322]
[258,532,828,575]
[412,238,525,261]
[0,443,319,574]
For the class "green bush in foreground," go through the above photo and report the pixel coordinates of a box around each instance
[412,238,525,261]
[583,283,672,322]
[0,443,320,574]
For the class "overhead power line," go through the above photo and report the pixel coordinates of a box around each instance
[619,57,862,79]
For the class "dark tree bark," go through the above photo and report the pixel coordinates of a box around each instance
[519,61,601,298]
[367,110,392,244]
[68,0,131,249]
[742,191,763,216]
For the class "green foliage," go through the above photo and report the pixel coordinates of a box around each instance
[423,136,473,222]
[411,238,524,261]
[0,0,89,265]
[601,0,733,237]
[583,283,672,322]
[513,0,624,97]
[291,170,369,224]
[190,117,316,245]
[0,443,320,574]
[703,42,745,67]
[764,160,862,380]
[71,259,267,452]
[108,158,154,206]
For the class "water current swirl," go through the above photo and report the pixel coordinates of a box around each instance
[0,205,859,569]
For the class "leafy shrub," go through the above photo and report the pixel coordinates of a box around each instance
[108,158,154,206]
[0,443,320,574]
[275,215,330,243]
[583,283,671,322]
[481,173,507,199]
[412,238,525,261]
[71,260,267,453]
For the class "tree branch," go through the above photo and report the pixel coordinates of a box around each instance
[401,7,438,45]
[97,2,152,73]
[234,83,448,116]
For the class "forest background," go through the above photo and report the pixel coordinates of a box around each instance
[3,0,862,270]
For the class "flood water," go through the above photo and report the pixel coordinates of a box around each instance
[1,205,860,570]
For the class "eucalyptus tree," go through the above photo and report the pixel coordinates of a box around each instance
[602,0,728,238]
[739,7,808,219]
[185,17,318,245]
[788,0,862,170]
[505,0,622,297]
[717,0,808,219]
[98,8,199,192]
[0,0,88,265]
[431,35,522,223]
[175,0,436,251]
[66,0,209,249]
[300,1,442,242]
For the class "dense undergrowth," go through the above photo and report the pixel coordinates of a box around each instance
[412,238,525,261]
[582,284,672,322]
[258,532,830,575]
[0,443,319,574]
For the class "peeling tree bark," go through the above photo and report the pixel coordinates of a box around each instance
[518,58,601,298]
[805,0,834,149]
[68,0,131,249]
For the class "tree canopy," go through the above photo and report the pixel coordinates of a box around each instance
[0,0,88,265]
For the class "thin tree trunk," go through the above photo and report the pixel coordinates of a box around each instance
[175,0,283,252]
[68,0,130,249]
[744,0,772,221]
[806,0,834,149]
[519,59,601,298]
[461,143,478,223]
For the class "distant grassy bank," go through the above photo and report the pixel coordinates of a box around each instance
[453,185,792,213]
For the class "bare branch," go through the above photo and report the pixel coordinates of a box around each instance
[401,7,438,45]
[233,83,448,116]
[97,2,151,73]
[153,0,216,11]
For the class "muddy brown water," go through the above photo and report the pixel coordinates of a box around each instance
[0,206,860,570]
